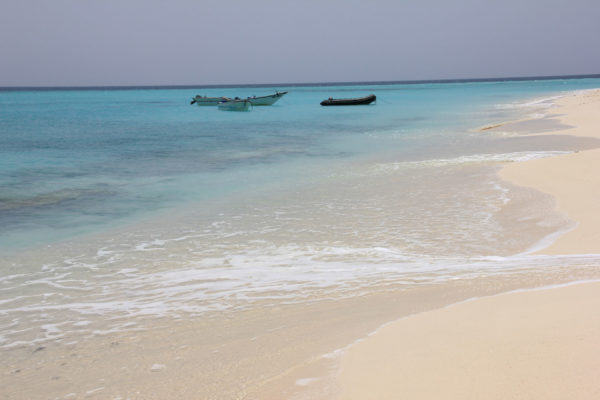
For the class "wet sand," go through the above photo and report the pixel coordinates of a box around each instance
[3,89,600,400]
[4,268,600,400]
[334,88,600,399]
[500,89,600,255]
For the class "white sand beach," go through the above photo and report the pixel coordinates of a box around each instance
[500,89,600,255]
[334,89,600,399]
[3,89,600,400]
[337,281,600,400]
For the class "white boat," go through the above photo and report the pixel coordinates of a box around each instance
[190,95,230,106]
[217,99,252,111]
[247,91,288,106]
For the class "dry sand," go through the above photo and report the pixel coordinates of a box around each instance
[500,89,600,255]
[335,89,600,399]
[4,89,599,400]
[337,281,600,400]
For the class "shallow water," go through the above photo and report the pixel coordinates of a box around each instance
[2,78,600,350]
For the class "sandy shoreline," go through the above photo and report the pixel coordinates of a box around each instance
[336,281,600,400]
[3,89,600,400]
[500,89,600,255]
[4,269,599,399]
[333,88,600,399]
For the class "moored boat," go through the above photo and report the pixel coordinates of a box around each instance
[247,91,288,106]
[320,94,376,106]
[190,95,230,106]
[217,99,252,111]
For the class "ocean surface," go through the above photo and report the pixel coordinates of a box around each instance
[2,77,600,349]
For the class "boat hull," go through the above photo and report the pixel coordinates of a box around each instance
[320,94,376,106]
[218,100,252,111]
[247,91,288,106]
[191,96,230,106]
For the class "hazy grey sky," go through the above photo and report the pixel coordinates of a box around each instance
[1,0,598,86]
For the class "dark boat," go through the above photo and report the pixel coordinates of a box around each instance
[320,94,376,106]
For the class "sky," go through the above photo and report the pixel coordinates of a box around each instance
[1,0,599,86]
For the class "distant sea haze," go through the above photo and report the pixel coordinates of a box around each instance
[1,77,600,349]
[1,73,600,91]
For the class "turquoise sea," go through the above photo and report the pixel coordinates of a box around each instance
[2,77,600,349]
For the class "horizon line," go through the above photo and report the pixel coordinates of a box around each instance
[2,73,600,91]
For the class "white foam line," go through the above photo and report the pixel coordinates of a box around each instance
[372,151,572,172]
[85,387,104,395]
[4,241,600,349]
[495,93,567,110]
[296,377,319,386]
[0,273,27,283]
[0,296,27,306]
[515,223,577,256]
